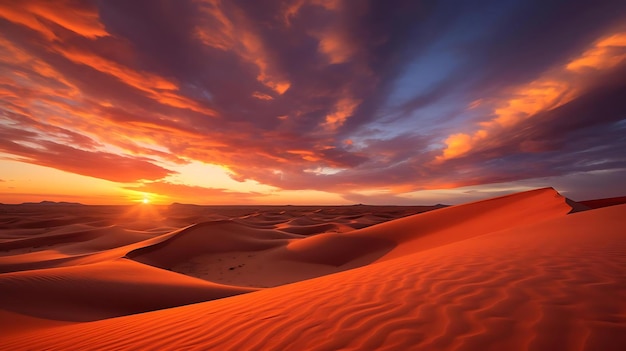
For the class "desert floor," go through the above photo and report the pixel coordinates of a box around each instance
[1,187,624,350]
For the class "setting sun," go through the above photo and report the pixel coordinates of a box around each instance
[142,198,150,204]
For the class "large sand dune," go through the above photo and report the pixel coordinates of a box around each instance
[1,188,624,350]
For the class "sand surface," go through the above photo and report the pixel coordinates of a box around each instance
[1,188,624,350]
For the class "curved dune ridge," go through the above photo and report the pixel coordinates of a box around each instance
[0,223,184,274]
[127,188,573,288]
[0,258,254,322]
[1,188,625,350]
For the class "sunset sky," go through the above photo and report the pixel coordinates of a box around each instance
[1,0,625,205]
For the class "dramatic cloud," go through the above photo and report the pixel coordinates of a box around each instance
[0,0,107,40]
[0,135,174,183]
[1,0,625,203]
[436,30,626,163]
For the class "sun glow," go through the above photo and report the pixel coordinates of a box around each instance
[142,198,150,204]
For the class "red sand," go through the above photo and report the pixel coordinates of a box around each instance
[1,188,624,350]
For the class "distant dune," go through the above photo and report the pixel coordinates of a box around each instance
[1,188,624,350]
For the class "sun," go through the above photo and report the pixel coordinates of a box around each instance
[142,198,150,204]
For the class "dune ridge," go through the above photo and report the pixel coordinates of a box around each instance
[0,223,183,274]
[126,188,573,288]
[353,187,574,260]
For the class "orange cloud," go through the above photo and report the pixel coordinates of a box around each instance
[567,33,626,72]
[2,0,215,121]
[195,0,290,95]
[0,36,79,97]
[154,91,217,116]
[262,80,291,95]
[300,1,355,65]
[323,97,361,130]
[0,34,212,173]
[282,0,306,26]
[53,46,216,116]
[0,0,107,40]
[282,0,341,26]
[192,0,236,51]
[252,91,274,100]
[0,0,217,172]
[287,149,322,162]
[437,30,626,162]
[487,79,574,129]
[316,30,354,64]
[239,31,291,95]
[0,137,173,183]
[439,131,487,160]
[56,46,177,91]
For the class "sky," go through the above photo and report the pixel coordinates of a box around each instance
[1,0,625,205]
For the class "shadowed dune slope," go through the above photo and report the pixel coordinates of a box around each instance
[126,217,390,287]
[276,222,355,235]
[3,203,624,351]
[580,195,626,209]
[128,221,301,268]
[0,258,254,322]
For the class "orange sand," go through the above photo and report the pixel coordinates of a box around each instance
[1,188,624,350]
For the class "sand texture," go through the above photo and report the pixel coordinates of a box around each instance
[1,188,624,350]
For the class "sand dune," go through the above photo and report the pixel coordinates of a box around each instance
[0,258,253,322]
[0,203,435,309]
[127,188,572,288]
[0,224,179,274]
[354,187,574,260]
[1,188,625,350]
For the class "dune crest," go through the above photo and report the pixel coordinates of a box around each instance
[355,187,575,260]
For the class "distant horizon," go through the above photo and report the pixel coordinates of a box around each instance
[3,187,625,207]
[0,200,444,207]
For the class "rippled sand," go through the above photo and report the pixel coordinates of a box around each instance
[1,188,624,350]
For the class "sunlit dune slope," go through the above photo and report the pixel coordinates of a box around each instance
[4,202,624,351]
[352,187,575,260]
